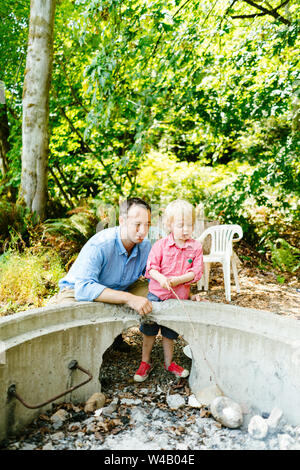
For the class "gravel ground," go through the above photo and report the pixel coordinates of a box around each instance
[2,327,300,451]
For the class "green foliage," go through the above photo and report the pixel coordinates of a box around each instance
[0,201,39,253]
[0,248,66,315]
[40,205,99,264]
[268,238,300,273]
[0,0,299,279]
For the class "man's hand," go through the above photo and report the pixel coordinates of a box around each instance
[126,294,153,316]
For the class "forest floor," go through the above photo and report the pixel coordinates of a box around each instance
[194,240,300,320]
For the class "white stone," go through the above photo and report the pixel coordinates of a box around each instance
[22,443,36,450]
[52,431,64,441]
[210,397,243,429]
[130,407,147,423]
[166,393,185,410]
[50,409,69,429]
[278,433,296,450]
[248,415,269,440]
[42,442,55,450]
[102,398,119,416]
[188,394,202,408]
[267,407,285,434]
[176,443,189,450]
[195,385,224,407]
[120,398,142,406]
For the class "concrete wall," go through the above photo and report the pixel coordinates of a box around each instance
[1,300,300,442]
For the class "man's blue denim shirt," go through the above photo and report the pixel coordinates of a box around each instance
[59,226,151,301]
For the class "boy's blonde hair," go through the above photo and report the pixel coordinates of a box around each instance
[163,199,196,233]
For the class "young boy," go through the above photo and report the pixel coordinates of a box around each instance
[134,199,204,382]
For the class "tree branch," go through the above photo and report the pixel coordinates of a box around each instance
[231,0,291,25]
[56,55,90,115]
[48,166,74,208]
[51,89,123,193]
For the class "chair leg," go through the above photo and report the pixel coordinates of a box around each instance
[204,262,211,291]
[232,257,240,293]
[197,277,205,291]
[222,261,231,302]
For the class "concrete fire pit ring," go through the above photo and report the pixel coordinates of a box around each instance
[1,300,300,442]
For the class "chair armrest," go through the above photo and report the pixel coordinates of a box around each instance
[197,232,208,244]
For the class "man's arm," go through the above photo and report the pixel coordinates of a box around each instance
[94,287,152,316]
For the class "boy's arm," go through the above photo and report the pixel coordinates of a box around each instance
[148,269,172,290]
[169,243,204,287]
[168,271,195,287]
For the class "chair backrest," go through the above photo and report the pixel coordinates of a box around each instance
[198,224,243,257]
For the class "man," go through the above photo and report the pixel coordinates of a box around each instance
[48,197,153,348]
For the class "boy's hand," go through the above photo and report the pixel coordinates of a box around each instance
[168,276,182,287]
[157,274,172,290]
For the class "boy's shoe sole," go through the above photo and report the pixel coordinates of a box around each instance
[165,362,189,378]
[133,365,153,383]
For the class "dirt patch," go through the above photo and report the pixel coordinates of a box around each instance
[190,242,300,320]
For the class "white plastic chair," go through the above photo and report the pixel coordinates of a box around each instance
[197,224,243,302]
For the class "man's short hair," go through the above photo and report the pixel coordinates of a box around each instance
[119,197,151,218]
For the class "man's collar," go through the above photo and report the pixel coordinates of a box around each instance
[116,226,127,255]
[116,226,138,257]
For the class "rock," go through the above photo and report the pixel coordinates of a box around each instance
[166,393,185,410]
[210,397,243,429]
[278,433,296,450]
[130,407,148,423]
[42,442,55,450]
[248,415,268,440]
[188,394,202,408]
[120,398,142,406]
[52,431,65,441]
[102,398,119,416]
[176,443,189,450]
[22,443,36,450]
[84,392,106,413]
[195,385,223,407]
[266,407,285,434]
[50,409,69,429]
[152,408,166,419]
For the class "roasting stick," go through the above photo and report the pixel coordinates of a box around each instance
[168,285,223,394]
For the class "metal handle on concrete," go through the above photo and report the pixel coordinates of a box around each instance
[7,360,93,409]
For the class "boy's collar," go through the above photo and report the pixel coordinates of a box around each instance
[167,232,194,248]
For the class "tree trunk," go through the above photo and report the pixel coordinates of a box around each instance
[20,0,56,219]
[0,103,10,177]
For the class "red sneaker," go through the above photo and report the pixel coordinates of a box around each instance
[165,362,189,378]
[134,361,153,383]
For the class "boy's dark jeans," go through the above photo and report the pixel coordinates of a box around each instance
[139,292,179,340]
